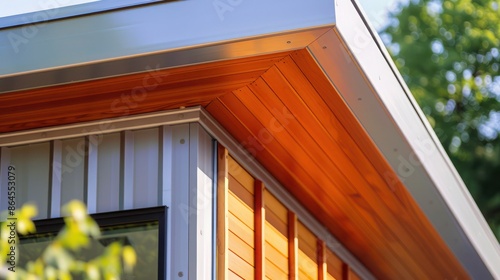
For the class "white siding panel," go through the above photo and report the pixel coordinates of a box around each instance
[60,138,85,207]
[96,133,121,212]
[133,128,160,208]
[9,143,51,219]
[86,136,98,214]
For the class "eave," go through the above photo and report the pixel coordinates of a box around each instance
[1,0,499,278]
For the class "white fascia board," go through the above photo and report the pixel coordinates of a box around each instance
[0,0,334,91]
[321,0,500,278]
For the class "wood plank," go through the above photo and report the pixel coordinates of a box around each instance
[228,174,254,209]
[288,211,298,280]
[298,250,318,280]
[265,222,288,257]
[297,222,317,258]
[327,273,338,280]
[229,230,255,266]
[349,269,361,280]
[228,191,254,230]
[0,52,290,107]
[228,249,255,280]
[264,189,288,225]
[228,269,244,280]
[216,144,229,280]
[300,269,315,280]
[265,208,287,237]
[228,156,255,194]
[255,180,265,280]
[0,51,292,133]
[265,258,288,280]
[228,211,254,248]
[326,249,343,280]
[264,241,288,271]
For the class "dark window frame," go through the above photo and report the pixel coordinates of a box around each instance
[19,206,167,279]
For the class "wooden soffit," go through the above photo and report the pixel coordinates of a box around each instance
[0,47,469,279]
[205,49,468,279]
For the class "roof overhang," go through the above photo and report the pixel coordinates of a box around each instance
[1,0,499,278]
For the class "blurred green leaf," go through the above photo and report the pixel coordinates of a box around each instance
[382,0,500,241]
[1,202,136,279]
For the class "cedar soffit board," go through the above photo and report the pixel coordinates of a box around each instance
[205,49,468,279]
[0,51,291,133]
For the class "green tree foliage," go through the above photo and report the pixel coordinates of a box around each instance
[382,0,500,240]
[0,201,136,279]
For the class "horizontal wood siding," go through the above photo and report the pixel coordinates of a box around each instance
[228,156,255,279]
[326,248,343,280]
[298,221,318,280]
[264,190,288,279]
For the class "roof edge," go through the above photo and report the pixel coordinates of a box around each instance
[323,0,500,278]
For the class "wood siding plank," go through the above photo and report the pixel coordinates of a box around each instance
[228,212,254,248]
[228,191,254,230]
[228,230,255,266]
[264,241,289,272]
[228,156,255,194]
[326,248,343,280]
[228,249,255,280]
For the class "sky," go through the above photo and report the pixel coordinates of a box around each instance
[356,0,405,30]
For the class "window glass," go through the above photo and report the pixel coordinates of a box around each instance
[18,207,165,279]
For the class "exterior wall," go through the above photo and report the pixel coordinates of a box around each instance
[0,108,371,279]
[227,155,255,279]
[217,150,362,279]
[0,121,214,280]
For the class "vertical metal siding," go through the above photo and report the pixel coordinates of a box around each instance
[9,143,50,219]
[96,132,121,212]
[60,137,86,208]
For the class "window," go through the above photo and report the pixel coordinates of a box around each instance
[0,0,169,29]
[18,206,167,279]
